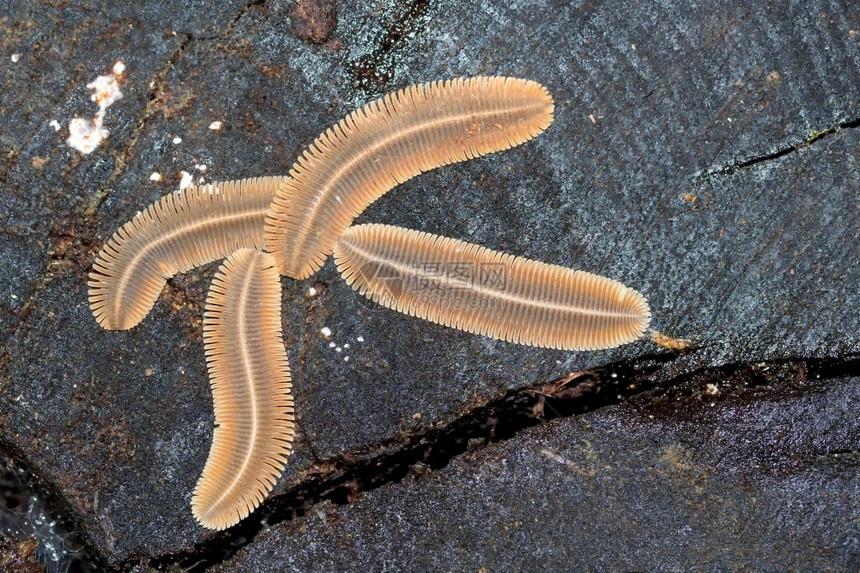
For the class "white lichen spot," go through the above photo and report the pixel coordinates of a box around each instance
[208,120,223,131]
[321,326,332,338]
[11,53,21,63]
[344,356,351,362]
[308,286,317,297]
[343,343,349,349]
[335,347,342,353]
[149,172,162,182]
[356,335,364,342]
[328,341,336,348]
[67,60,125,154]
[179,170,193,190]
[172,136,182,145]
[49,119,61,131]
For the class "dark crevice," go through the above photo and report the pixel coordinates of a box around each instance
[694,116,860,182]
[130,353,858,571]
[224,0,266,39]
[820,449,860,456]
[0,443,106,572]
[186,0,264,41]
[630,355,860,419]
[348,0,434,96]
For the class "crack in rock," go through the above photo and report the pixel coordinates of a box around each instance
[134,354,858,572]
[348,0,435,96]
[693,115,860,183]
[694,117,860,182]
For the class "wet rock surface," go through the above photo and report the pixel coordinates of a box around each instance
[0,0,857,569]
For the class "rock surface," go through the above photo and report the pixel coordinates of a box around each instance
[215,374,860,572]
[0,0,857,568]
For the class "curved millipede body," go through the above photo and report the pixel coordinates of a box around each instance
[334,224,651,351]
[88,176,287,330]
[192,248,295,531]
[265,76,555,279]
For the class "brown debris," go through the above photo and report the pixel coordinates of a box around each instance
[0,535,42,573]
[650,330,693,351]
[290,0,337,45]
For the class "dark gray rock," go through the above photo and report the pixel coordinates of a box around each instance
[0,0,247,340]
[216,375,860,572]
[0,0,857,566]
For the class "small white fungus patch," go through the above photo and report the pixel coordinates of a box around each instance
[67,60,125,154]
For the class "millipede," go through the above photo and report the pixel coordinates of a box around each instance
[88,176,287,330]
[191,248,295,531]
[265,76,555,279]
[334,224,651,351]
[87,77,660,531]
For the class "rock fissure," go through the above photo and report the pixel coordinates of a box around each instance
[349,0,435,95]
[137,353,857,572]
[695,116,860,182]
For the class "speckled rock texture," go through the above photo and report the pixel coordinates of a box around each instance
[0,0,857,569]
